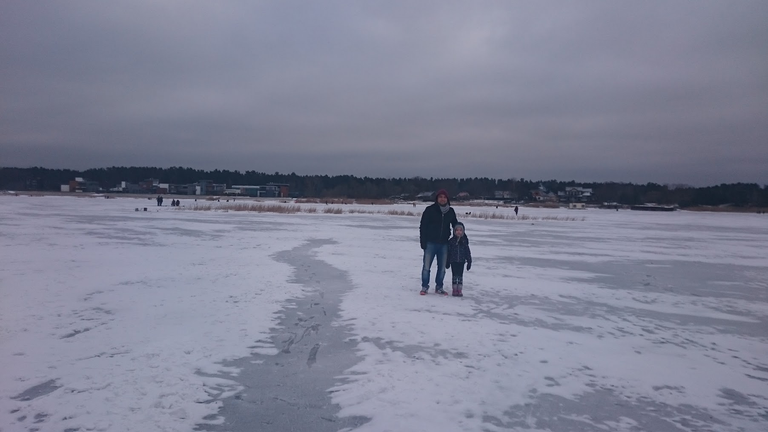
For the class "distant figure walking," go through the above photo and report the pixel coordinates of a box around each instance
[419,189,458,295]
[514,206,519,216]
[157,195,163,206]
[446,222,472,297]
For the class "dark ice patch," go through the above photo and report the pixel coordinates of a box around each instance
[653,385,685,393]
[195,239,369,431]
[745,373,768,382]
[307,343,321,368]
[489,388,728,432]
[61,328,92,339]
[33,412,49,423]
[718,387,762,410]
[11,379,61,401]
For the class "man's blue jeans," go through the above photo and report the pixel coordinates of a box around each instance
[421,242,448,289]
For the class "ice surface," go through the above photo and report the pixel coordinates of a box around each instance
[1,195,766,431]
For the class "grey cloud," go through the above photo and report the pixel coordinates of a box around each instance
[1,1,767,185]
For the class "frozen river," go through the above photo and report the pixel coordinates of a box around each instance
[1,195,766,431]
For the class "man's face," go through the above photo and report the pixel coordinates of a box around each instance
[437,195,448,205]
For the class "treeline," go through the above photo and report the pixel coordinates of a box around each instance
[1,166,766,208]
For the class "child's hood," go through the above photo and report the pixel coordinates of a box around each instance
[454,222,466,235]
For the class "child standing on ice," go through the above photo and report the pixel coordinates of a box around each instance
[446,222,472,297]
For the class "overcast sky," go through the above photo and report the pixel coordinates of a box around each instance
[1,1,766,185]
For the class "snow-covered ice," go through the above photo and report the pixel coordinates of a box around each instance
[1,195,766,431]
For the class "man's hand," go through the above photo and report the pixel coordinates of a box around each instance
[466,262,471,271]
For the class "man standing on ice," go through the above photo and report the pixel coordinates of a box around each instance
[419,189,458,295]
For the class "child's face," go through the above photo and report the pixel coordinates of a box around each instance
[454,227,464,237]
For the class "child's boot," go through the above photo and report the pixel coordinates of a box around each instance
[457,283,464,297]
[451,283,459,297]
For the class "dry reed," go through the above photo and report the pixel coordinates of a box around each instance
[180,203,583,221]
[184,203,302,213]
[385,210,418,216]
[295,198,353,205]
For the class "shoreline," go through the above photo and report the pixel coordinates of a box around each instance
[2,191,766,214]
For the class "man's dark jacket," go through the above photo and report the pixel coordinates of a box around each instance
[419,200,458,249]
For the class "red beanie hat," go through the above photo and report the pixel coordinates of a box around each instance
[436,189,449,199]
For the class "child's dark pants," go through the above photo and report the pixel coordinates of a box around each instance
[450,262,464,284]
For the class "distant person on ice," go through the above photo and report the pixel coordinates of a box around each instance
[446,222,472,297]
[419,189,458,295]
